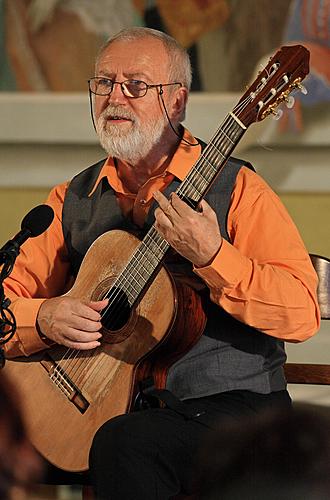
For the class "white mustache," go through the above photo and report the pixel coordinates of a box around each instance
[101,106,135,121]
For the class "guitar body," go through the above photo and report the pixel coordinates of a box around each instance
[4,230,206,472]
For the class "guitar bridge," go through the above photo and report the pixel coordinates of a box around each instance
[40,355,89,414]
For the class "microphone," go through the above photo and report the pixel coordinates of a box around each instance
[0,204,54,366]
[0,204,54,264]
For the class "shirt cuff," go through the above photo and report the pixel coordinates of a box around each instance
[194,239,250,290]
[15,298,51,356]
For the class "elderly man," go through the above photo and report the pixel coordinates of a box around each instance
[4,27,319,499]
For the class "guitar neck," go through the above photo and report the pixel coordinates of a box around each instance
[177,112,246,209]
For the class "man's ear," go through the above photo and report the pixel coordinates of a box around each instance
[171,86,188,120]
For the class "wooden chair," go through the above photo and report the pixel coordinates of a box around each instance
[284,253,330,385]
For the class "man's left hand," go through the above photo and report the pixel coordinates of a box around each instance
[153,191,222,268]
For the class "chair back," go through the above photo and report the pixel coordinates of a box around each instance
[284,253,330,385]
[310,253,330,319]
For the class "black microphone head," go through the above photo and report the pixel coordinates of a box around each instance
[21,204,54,237]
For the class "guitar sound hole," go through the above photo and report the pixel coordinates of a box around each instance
[102,287,132,331]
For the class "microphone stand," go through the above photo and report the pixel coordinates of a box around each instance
[0,248,18,369]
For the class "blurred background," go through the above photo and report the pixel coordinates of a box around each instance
[0,1,329,497]
[0,0,329,255]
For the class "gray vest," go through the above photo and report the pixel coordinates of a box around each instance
[62,155,287,400]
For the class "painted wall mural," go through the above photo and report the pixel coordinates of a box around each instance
[0,0,329,109]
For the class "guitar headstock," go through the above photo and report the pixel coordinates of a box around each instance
[236,45,310,128]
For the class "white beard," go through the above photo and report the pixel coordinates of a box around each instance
[96,105,166,164]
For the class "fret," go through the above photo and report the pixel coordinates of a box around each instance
[130,261,153,283]
[127,254,159,286]
[179,157,215,195]
[131,246,159,271]
[143,230,169,259]
[179,186,202,204]
[205,141,226,160]
[180,169,207,200]
[120,270,145,305]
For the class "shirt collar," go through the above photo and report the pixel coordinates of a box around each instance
[88,128,202,197]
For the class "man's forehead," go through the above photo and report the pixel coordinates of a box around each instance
[97,38,169,77]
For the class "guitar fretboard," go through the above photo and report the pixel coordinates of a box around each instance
[178,114,245,208]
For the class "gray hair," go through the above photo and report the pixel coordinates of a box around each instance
[96,27,192,90]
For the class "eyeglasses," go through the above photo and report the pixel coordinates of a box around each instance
[88,77,182,98]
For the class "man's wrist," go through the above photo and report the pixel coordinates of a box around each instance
[36,322,55,346]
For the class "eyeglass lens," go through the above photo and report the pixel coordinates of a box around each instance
[90,78,148,98]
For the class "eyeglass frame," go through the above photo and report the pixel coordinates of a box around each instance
[88,77,183,99]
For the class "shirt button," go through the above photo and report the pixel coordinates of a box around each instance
[140,199,147,205]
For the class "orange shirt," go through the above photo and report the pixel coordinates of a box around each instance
[3,129,320,357]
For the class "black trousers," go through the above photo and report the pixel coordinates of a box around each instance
[88,389,291,500]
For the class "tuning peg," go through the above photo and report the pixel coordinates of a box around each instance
[297,83,308,95]
[272,108,283,120]
[285,96,295,109]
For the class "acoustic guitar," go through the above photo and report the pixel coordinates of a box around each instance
[4,45,310,472]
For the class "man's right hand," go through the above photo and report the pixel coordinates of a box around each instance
[36,297,108,350]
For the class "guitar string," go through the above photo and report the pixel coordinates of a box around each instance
[50,93,253,392]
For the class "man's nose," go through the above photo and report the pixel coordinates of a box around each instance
[107,82,127,104]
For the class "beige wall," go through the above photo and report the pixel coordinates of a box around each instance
[0,189,48,245]
[281,193,330,257]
